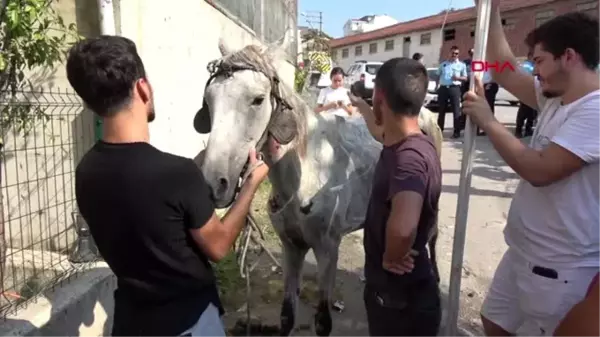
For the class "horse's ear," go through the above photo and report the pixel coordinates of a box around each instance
[218,37,234,56]
[266,30,293,60]
[269,107,297,145]
[193,100,211,134]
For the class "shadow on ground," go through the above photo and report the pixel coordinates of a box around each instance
[217,246,477,336]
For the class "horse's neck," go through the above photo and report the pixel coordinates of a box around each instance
[268,108,321,204]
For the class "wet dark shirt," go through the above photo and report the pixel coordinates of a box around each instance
[363,134,442,290]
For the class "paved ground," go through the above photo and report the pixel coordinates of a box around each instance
[223,104,524,336]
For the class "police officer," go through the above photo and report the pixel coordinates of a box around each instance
[436,46,468,138]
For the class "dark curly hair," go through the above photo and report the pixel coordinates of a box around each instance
[66,35,147,117]
[525,12,598,70]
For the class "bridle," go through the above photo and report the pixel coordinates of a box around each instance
[200,58,295,208]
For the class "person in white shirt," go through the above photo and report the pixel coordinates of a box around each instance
[314,67,353,117]
[462,5,599,336]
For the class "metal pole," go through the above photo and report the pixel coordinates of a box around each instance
[444,0,493,335]
[97,0,116,35]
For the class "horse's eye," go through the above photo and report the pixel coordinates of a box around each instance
[252,96,265,106]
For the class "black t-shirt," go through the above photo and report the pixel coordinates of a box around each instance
[75,141,221,336]
[363,134,442,290]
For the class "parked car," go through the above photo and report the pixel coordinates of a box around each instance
[345,60,383,102]
[423,67,452,112]
[496,86,519,106]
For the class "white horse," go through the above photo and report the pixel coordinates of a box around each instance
[194,34,443,336]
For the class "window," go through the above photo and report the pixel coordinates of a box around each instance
[420,33,432,45]
[469,23,476,37]
[403,36,411,43]
[342,48,349,58]
[365,64,381,75]
[355,45,363,56]
[502,17,516,31]
[385,39,394,51]
[443,29,455,41]
[331,50,337,60]
[577,1,598,16]
[535,9,555,27]
[369,42,378,54]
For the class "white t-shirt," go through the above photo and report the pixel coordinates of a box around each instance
[504,79,600,269]
[316,86,352,118]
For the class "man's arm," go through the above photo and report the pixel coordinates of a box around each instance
[183,161,263,262]
[453,63,468,82]
[481,102,598,187]
[383,149,427,269]
[349,95,383,143]
[554,277,599,336]
[435,64,443,89]
[485,2,538,108]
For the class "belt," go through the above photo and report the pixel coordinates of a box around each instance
[531,265,559,279]
[440,84,459,88]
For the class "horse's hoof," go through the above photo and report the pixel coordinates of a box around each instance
[280,299,295,336]
[314,310,332,336]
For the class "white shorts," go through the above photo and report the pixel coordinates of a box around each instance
[180,303,226,336]
[481,248,598,336]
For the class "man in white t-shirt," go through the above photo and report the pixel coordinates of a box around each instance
[315,67,353,118]
[462,4,599,336]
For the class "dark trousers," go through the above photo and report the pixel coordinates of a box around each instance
[364,280,441,336]
[515,102,537,136]
[436,85,462,134]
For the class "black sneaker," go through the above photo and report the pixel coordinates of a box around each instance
[524,129,534,137]
[451,131,460,139]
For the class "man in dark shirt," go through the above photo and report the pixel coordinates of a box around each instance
[66,36,269,336]
[350,58,443,336]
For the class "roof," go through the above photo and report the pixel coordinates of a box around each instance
[329,0,559,48]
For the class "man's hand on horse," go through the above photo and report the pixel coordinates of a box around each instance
[243,148,269,188]
[462,75,496,130]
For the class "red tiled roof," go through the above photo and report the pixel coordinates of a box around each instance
[329,0,560,48]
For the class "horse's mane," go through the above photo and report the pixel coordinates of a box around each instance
[220,45,309,155]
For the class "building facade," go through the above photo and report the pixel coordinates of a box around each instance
[440,0,598,62]
[330,11,465,71]
[329,0,597,72]
[342,15,398,37]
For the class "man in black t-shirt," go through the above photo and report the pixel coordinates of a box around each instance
[66,36,269,336]
[349,58,442,336]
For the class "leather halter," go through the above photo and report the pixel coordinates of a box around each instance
[202,59,293,151]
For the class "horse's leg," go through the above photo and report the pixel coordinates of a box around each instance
[429,225,440,284]
[312,237,340,336]
[280,241,308,336]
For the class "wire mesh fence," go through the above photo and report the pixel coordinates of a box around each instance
[0,88,96,317]
[208,0,298,60]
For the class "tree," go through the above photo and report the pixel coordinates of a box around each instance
[0,0,80,133]
[0,0,79,298]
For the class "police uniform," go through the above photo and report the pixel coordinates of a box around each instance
[437,60,467,137]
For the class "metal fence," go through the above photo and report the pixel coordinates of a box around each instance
[0,89,96,317]
[209,0,298,60]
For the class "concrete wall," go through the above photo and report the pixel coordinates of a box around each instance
[1,0,294,334]
[332,28,443,71]
[1,0,296,251]
[118,0,295,158]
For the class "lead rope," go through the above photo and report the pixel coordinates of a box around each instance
[233,153,282,336]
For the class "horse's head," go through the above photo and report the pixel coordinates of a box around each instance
[194,33,299,208]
